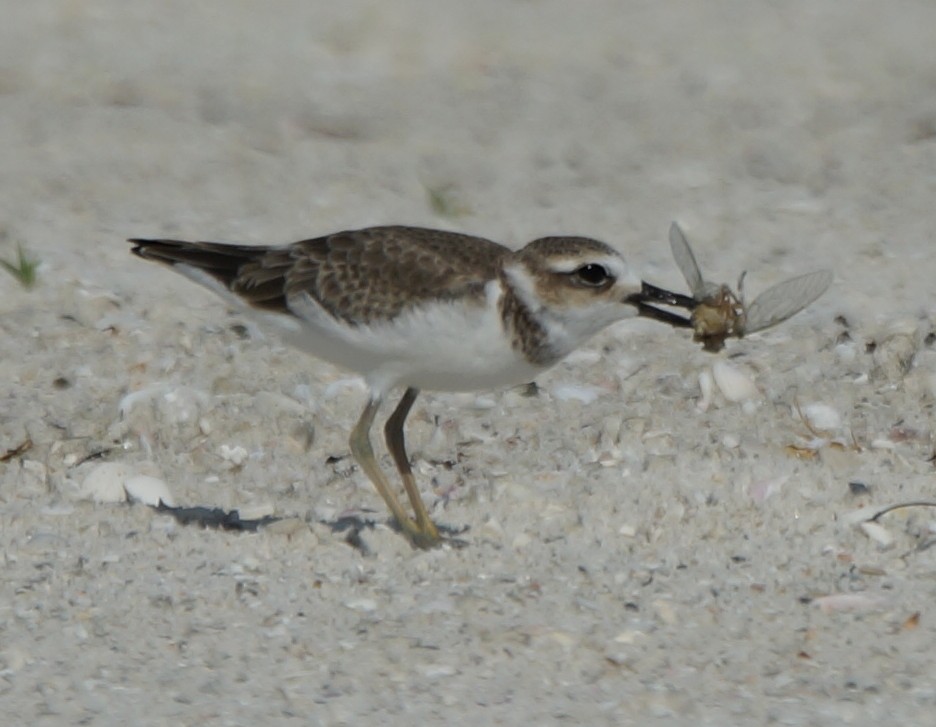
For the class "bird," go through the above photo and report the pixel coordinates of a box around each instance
[129,225,691,548]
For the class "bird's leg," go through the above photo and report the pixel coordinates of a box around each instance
[384,388,441,548]
[349,394,425,545]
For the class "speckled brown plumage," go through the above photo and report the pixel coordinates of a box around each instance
[130,226,511,324]
[496,280,554,366]
[517,235,618,262]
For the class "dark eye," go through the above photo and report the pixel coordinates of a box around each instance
[573,264,611,287]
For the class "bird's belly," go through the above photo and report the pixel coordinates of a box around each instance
[267,295,544,393]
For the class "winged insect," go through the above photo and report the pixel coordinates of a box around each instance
[667,223,832,352]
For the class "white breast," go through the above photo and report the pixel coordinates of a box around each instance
[260,278,542,395]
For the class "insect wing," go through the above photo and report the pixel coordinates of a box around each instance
[668,222,707,299]
[742,270,833,334]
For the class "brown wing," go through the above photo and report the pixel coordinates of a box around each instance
[128,238,295,311]
[129,226,510,324]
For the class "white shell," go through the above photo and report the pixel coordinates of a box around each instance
[551,383,603,404]
[712,361,759,403]
[697,369,714,411]
[344,597,378,612]
[237,503,276,520]
[859,521,894,548]
[747,474,789,504]
[799,402,842,432]
[813,592,886,614]
[124,475,175,507]
[79,462,134,503]
[219,444,249,466]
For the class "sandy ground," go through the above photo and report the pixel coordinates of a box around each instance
[2,1,936,724]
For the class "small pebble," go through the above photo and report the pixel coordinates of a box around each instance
[422,664,457,679]
[219,444,248,466]
[344,597,377,612]
[721,433,740,449]
[848,481,871,496]
[834,342,857,364]
[240,556,262,573]
[747,475,789,504]
[471,395,497,409]
[264,517,313,539]
[871,323,918,381]
[237,503,276,520]
[613,630,644,644]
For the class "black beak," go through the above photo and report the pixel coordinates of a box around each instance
[627,281,698,329]
[639,281,698,310]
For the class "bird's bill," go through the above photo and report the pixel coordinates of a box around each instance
[638,281,698,310]
[624,281,697,329]
[627,281,698,328]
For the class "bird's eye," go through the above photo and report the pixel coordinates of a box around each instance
[573,264,611,287]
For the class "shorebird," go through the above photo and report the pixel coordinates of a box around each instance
[129,225,694,548]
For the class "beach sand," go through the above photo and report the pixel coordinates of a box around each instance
[2,2,936,723]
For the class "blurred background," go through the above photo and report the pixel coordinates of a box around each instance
[1,0,934,319]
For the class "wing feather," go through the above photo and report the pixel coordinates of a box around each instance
[743,270,833,333]
[131,226,510,323]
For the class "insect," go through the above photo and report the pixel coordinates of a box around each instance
[665,222,833,352]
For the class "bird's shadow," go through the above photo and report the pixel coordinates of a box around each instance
[152,501,280,531]
[150,501,469,554]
